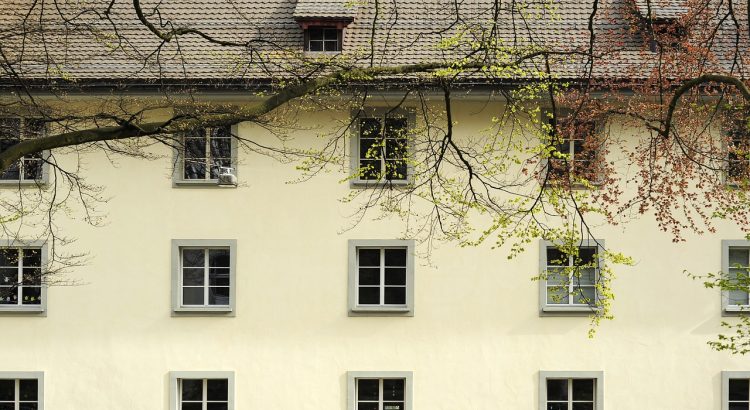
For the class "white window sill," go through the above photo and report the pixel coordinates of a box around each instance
[349,305,412,317]
[723,305,750,316]
[541,305,600,316]
[0,179,47,187]
[173,179,236,188]
[173,306,234,316]
[350,179,412,189]
[0,306,45,314]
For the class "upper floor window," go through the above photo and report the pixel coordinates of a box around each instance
[539,371,603,410]
[174,125,236,186]
[351,110,411,186]
[348,239,414,316]
[0,118,45,184]
[305,26,342,52]
[540,240,602,315]
[0,243,46,314]
[171,240,236,315]
[727,111,749,183]
[0,372,43,410]
[722,240,750,315]
[170,371,234,410]
[723,371,750,410]
[546,115,601,185]
[347,371,412,410]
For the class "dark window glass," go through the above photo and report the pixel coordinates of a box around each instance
[384,249,406,266]
[19,379,37,401]
[384,287,406,304]
[359,249,380,266]
[547,404,567,410]
[0,380,13,401]
[572,403,594,410]
[182,126,232,180]
[572,379,594,400]
[382,379,404,400]
[206,379,228,401]
[306,27,341,52]
[357,379,379,401]
[384,268,406,285]
[19,404,38,410]
[181,379,203,401]
[182,403,202,410]
[359,268,380,286]
[730,379,750,401]
[358,287,380,304]
[546,379,568,401]
[183,288,204,305]
[206,404,228,410]
[357,403,378,410]
[208,286,230,305]
[383,404,404,410]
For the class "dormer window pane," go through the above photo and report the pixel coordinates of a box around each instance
[306,27,342,52]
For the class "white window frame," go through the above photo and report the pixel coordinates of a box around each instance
[349,107,414,188]
[172,124,238,187]
[0,117,49,186]
[539,371,603,410]
[539,239,604,316]
[0,240,47,315]
[722,240,750,315]
[348,239,415,316]
[347,371,413,410]
[171,239,237,316]
[0,371,44,410]
[169,371,234,410]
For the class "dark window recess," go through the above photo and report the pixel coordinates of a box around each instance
[728,112,750,181]
[305,27,342,52]
[648,21,687,52]
[547,117,599,182]
[0,118,44,181]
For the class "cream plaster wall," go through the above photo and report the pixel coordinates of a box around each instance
[0,97,747,409]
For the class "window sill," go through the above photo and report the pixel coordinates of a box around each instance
[349,306,413,317]
[172,179,237,188]
[723,305,750,316]
[349,179,412,189]
[540,305,600,316]
[172,306,234,317]
[0,306,45,315]
[0,179,47,187]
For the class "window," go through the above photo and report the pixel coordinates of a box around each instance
[348,240,414,316]
[305,26,342,52]
[723,371,750,410]
[347,371,412,410]
[722,240,750,314]
[539,240,602,315]
[0,118,46,184]
[546,115,600,184]
[539,371,603,410]
[174,125,236,186]
[170,372,234,410]
[727,111,749,183]
[0,242,46,314]
[0,372,44,410]
[171,240,236,315]
[351,109,412,186]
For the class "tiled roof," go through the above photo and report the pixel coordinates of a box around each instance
[0,0,747,83]
[293,0,357,20]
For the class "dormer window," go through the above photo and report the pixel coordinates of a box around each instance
[305,26,342,52]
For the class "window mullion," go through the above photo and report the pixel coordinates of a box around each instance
[568,255,574,305]
[17,249,22,306]
[568,378,573,410]
[203,379,208,410]
[14,379,18,410]
[380,249,385,305]
[205,130,211,180]
[379,378,383,410]
[204,249,210,307]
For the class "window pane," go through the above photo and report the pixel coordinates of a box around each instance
[0,249,18,267]
[183,288,204,305]
[730,248,749,267]
[183,161,206,180]
[547,248,566,266]
[0,268,18,285]
[359,268,380,286]
[359,159,381,180]
[546,268,568,286]
[386,160,407,180]
[547,286,569,304]
[575,268,596,286]
[0,404,14,410]
[357,379,379,401]
[209,268,230,286]
[185,138,206,158]
[23,268,41,285]
[360,138,382,159]
[384,287,406,305]
[384,268,406,286]
[211,126,231,139]
[360,118,382,139]
[358,249,380,267]
[19,379,37,401]
[572,379,594,400]
[384,249,406,266]
[308,41,323,51]
[181,379,203,401]
[209,287,230,305]
[729,288,750,305]
[23,159,42,180]
[324,41,339,52]
[182,404,202,410]
[730,379,750,400]
[210,137,231,159]
[206,404,228,410]
[0,163,20,180]
[0,287,18,304]
[385,118,407,138]
[357,403,378,410]
[0,380,13,401]
[547,403,567,410]
[22,249,41,267]
[183,268,205,286]
[730,403,750,410]
[206,379,228,401]
[546,379,568,401]
[578,248,596,266]
[183,249,205,267]
[22,286,41,305]
[572,403,594,410]
[383,403,404,410]
[386,139,407,159]
[19,404,38,410]
[383,379,404,400]
[209,249,230,267]
[358,287,380,305]
[308,27,323,40]
[573,286,596,305]
[0,118,21,140]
